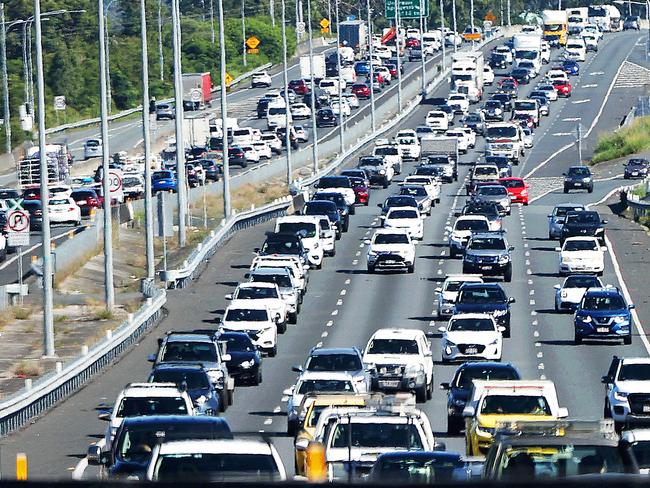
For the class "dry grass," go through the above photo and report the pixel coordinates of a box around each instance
[592,116,650,164]
[54,314,69,323]
[231,181,288,211]
[94,308,114,321]
[14,360,43,378]
[11,306,33,320]
[54,244,103,290]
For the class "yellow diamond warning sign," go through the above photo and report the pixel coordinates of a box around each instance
[246,35,260,49]
[320,18,330,29]
[224,72,233,85]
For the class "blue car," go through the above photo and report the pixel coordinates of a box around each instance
[219,331,263,385]
[148,363,222,415]
[574,287,634,345]
[354,61,370,76]
[152,170,177,192]
[562,60,580,76]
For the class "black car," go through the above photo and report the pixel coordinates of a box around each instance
[510,68,530,84]
[368,451,465,483]
[303,200,344,236]
[220,331,263,385]
[454,282,515,337]
[560,210,607,244]
[624,15,641,30]
[413,165,446,180]
[258,232,309,264]
[490,93,513,111]
[489,52,508,69]
[311,192,351,230]
[197,159,223,181]
[228,146,248,168]
[316,108,338,127]
[459,202,503,233]
[377,195,419,215]
[462,231,514,282]
[0,188,20,201]
[21,199,43,230]
[256,98,271,119]
[441,361,521,434]
[149,364,222,416]
[90,415,232,480]
[483,100,505,121]
[563,165,593,193]
[485,156,512,178]
[624,158,649,179]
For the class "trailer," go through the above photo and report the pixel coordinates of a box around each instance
[339,20,368,55]
[183,113,212,148]
[182,72,212,111]
[420,136,459,182]
[300,54,326,81]
[19,144,70,189]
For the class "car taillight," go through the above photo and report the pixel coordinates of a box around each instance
[68,207,76,211]
[35,210,42,216]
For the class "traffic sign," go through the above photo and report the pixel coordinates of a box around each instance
[296,22,306,34]
[190,88,202,102]
[7,209,30,247]
[107,168,124,203]
[321,27,329,34]
[53,95,66,111]
[385,0,429,19]
[484,11,497,22]
[320,18,330,29]
[225,72,234,85]
[246,35,260,49]
[247,48,260,54]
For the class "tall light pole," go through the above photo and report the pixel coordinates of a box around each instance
[366,0,375,131]
[393,0,402,112]
[270,0,276,26]
[307,0,319,173]
[218,0,231,217]
[171,0,188,246]
[418,0,426,95]
[281,0,292,186]
[507,0,511,27]
[209,0,215,43]
[0,4,11,154]
[140,0,155,280]
[98,0,115,311]
[104,0,118,114]
[33,0,54,356]
[158,0,164,80]
[470,0,475,48]
[335,0,344,154]
[241,0,247,67]
[440,0,446,68]
[452,0,458,53]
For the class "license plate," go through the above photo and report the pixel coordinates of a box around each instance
[597,327,609,333]
[379,380,400,388]
[384,260,396,264]
[644,405,650,413]
[632,172,639,176]
[77,200,87,205]
[465,347,478,354]
[574,183,583,187]
[481,265,492,270]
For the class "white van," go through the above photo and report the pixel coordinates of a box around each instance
[231,127,255,146]
[564,37,586,62]
[266,106,292,130]
[318,78,344,96]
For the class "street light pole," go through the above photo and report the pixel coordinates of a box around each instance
[307,0,319,173]
[209,0,215,43]
[158,0,164,81]
[335,0,344,154]
[440,0,446,68]
[0,4,11,154]
[366,0,375,131]
[393,0,403,112]
[418,0,426,95]
[452,0,457,53]
[281,0,292,186]
[33,0,54,356]
[217,0,231,217]
[241,0,247,67]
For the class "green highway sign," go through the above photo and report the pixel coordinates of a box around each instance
[385,0,429,19]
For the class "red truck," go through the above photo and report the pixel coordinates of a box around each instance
[182,72,212,111]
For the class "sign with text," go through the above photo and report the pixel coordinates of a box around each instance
[385,0,429,19]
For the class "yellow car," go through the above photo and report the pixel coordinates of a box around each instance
[294,394,368,475]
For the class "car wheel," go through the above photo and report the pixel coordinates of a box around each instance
[349,205,356,215]
[588,185,594,193]
[447,416,463,435]
[278,321,287,334]
[382,178,389,189]
[268,345,278,358]
[563,186,569,193]
[227,388,234,406]
[240,161,248,168]
[219,390,228,412]
[624,335,632,345]
[426,380,433,400]
[574,333,582,345]
[364,200,369,206]
[407,263,415,274]
[504,265,512,282]
[415,384,427,403]
[604,400,611,418]
[367,264,375,274]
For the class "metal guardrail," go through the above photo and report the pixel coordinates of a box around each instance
[0,287,166,436]
[625,184,650,221]
[44,63,273,136]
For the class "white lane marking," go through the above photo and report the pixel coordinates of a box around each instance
[264,418,273,425]
[345,279,351,285]
[532,319,538,326]
[530,299,536,305]
[537,352,543,358]
[538,363,545,370]
[581,84,598,88]
[562,117,581,121]
[273,406,281,413]
[327,320,334,327]
[590,71,605,75]
[535,342,541,347]
[321,331,328,338]
[571,99,590,104]
[352,259,358,265]
[336,299,343,305]
[340,289,346,296]
[132,138,144,148]
[331,310,338,316]
[355,250,361,256]
[552,132,572,136]
[534,330,540,337]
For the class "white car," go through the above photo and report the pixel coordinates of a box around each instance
[557,236,606,276]
[362,328,434,402]
[330,99,351,117]
[425,110,449,131]
[395,136,421,161]
[483,65,495,85]
[382,207,424,240]
[604,357,650,428]
[263,90,286,108]
[494,45,513,63]
[581,34,599,51]
[402,176,441,203]
[536,83,559,101]
[375,66,392,82]
[522,127,534,148]
[447,93,470,114]
[546,69,569,83]
[583,23,602,41]
[275,215,324,268]
[314,215,336,256]
[446,215,490,257]
[439,313,504,362]
[251,70,273,88]
[541,42,551,63]
[342,93,360,109]
[102,383,195,450]
[458,127,476,148]
[146,439,286,481]
[396,129,417,139]
[373,144,403,175]
[366,228,416,273]
[554,274,604,312]
[435,274,484,318]
[225,281,289,331]
[374,45,392,59]
[564,38,587,61]
[445,129,470,154]
[261,133,282,154]
[48,197,81,225]
[251,141,272,159]
[291,103,311,119]
[221,302,279,356]
[240,145,260,163]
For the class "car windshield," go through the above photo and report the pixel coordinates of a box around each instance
[618,363,650,381]
[154,453,280,482]
[374,233,409,245]
[500,179,524,188]
[359,158,383,167]
[568,167,590,176]
[486,101,501,109]
[487,126,517,138]
[469,237,506,250]
[517,51,538,60]
[400,187,427,197]
[222,334,256,352]
[449,317,494,332]
[464,205,499,218]
[388,210,418,219]
[478,186,507,196]
[319,177,350,188]
[515,102,537,111]
[481,395,551,415]
[581,294,626,310]
[455,366,519,389]
[306,354,363,372]
[236,286,278,299]
[331,423,424,450]
[564,240,598,251]
[268,107,286,115]
[564,276,600,288]
[162,342,217,362]
[86,140,100,147]
[224,309,268,322]
[277,222,317,239]
[153,172,172,180]
[374,147,399,156]
[566,212,599,224]
[151,370,210,390]
[305,202,337,215]
[554,206,583,217]
[386,197,416,208]
[298,379,353,395]
[456,220,488,231]
[459,287,506,303]
[261,239,301,254]
[251,273,292,288]
[367,339,419,355]
[116,397,188,418]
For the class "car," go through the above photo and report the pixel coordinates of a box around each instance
[275,215,324,268]
[517,61,538,78]
[220,302,278,357]
[373,143,403,175]
[624,158,650,179]
[575,287,634,345]
[314,176,356,207]
[289,78,310,95]
[399,185,434,214]
[345,176,370,206]
[548,203,586,239]
[499,177,529,205]
[557,236,606,276]
[304,200,344,236]
[366,228,416,274]
[446,215,490,258]
[454,282,515,337]
[440,362,520,434]
[603,357,650,429]
[70,188,102,217]
[447,93,470,114]
[21,199,43,230]
[490,93,513,111]
[257,231,309,266]
[225,281,289,330]
[445,129,470,153]
[462,231,514,282]
[358,155,393,188]
[435,274,484,318]
[145,439,286,481]
[351,83,371,99]
[148,364,222,416]
[536,83,558,101]
[312,191,352,228]
[623,15,641,30]
[284,371,359,436]
[260,133,283,153]
[466,164,500,195]
[552,79,572,97]
[362,328,434,402]
[472,184,512,215]
[48,196,81,225]
[155,102,174,120]
[227,146,248,168]
[219,331,263,385]
[560,210,607,244]
[529,93,550,116]
[425,110,449,131]
[251,70,273,88]
[377,195,419,216]
[489,52,508,69]
[462,112,486,135]
[316,108,338,127]
[248,266,302,320]
[482,100,505,121]
[293,125,309,143]
[483,65,495,85]
[368,451,468,483]
[151,170,177,192]
[487,155,512,178]
[292,347,370,392]
[382,207,424,240]
[290,103,311,119]
[395,135,421,161]
[439,313,504,363]
[554,274,604,312]
[510,67,531,84]
[582,33,599,52]
[402,176,440,203]
[563,165,593,193]
[83,138,103,160]
[546,68,569,82]
[459,201,503,231]
[562,59,580,76]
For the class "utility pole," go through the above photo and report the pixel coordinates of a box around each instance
[33,0,54,356]
[507,0,511,27]
[335,0,344,154]
[98,0,115,311]
[470,0,475,48]
[367,0,375,131]
[241,0,247,67]
[307,0,319,173]
[576,122,583,163]
[22,26,29,112]
[0,4,11,154]
[452,0,457,53]
[297,0,304,43]
[158,0,164,81]
[440,0,445,68]
[500,0,504,27]
[171,0,187,246]
[104,4,112,113]
[418,0,426,95]
[218,0,231,217]
[281,0,292,186]
[270,0,276,27]
[209,0,215,43]
[140,0,155,280]
[394,0,402,112]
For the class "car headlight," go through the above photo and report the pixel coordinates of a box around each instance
[476,425,496,437]
[406,363,425,375]
[368,250,378,257]
[207,369,225,386]
[613,316,628,324]
[614,391,629,401]
[582,177,591,182]
[379,169,386,175]
[578,315,592,323]
[465,254,478,262]
[498,254,510,264]
[240,359,255,369]
[195,395,208,405]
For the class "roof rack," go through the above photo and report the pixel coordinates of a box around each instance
[494,419,617,440]
[125,382,179,389]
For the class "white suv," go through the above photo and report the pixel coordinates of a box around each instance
[221,302,278,357]
[275,215,324,268]
[557,236,605,276]
[382,207,424,240]
[251,71,273,88]
[603,357,650,430]
[362,328,434,402]
[225,282,289,332]
[446,215,490,257]
[366,229,416,274]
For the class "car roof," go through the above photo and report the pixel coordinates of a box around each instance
[450,313,496,321]
[583,287,623,297]
[165,333,215,343]
[458,361,518,372]
[370,328,424,340]
[310,347,360,356]
[377,451,461,461]
[298,370,355,381]
[120,383,184,397]
[227,300,271,311]
[620,357,650,365]
[250,267,291,275]
[460,282,504,290]
[157,439,274,455]
[152,363,206,373]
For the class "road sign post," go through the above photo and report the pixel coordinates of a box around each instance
[385,0,429,19]
[107,168,124,203]
[7,201,29,306]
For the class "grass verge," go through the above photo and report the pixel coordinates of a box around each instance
[591,116,650,164]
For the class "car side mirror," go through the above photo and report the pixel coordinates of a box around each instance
[440,382,451,390]
[292,365,304,373]
[508,245,515,251]
[554,284,561,290]
[601,246,608,252]
[87,445,102,465]
[601,375,611,383]
[376,203,383,209]
[508,297,516,304]
[557,407,569,418]
[221,354,231,362]
[602,219,608,224]
[629,304,636,309]
[462,405,475,418]
[498,326,506,332]
[435,287,442,293]
[224,293,233,300]
[283,387,294,397]
[562,172,566,176]
[555,247,561,252]
[364,239,371,245]
[98,412,111,421]
[433,441,447,452]
[437,326,446,333]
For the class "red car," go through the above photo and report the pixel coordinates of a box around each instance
[71,188,103,216]
[406,37,420,48]
[498,76,519,88]
[512,113,535,130]
[288,79,310,95]
[385,63,398,78]
[552,79,572,97]
[499,177,529,205]
[351,83,371,99]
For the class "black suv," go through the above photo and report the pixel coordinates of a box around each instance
[256,98,271,119]
[462,231,514,281]
[624,158,649,179]
[563,165,593,193]
[560,210,607,244]
[316,108,338,127]
[441,362,520,434]
[258,232,309,264]
[454,282,515,337]
[312,192,351,228]
[303,200,344,236]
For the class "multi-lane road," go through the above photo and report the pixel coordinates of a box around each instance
[0,29,647,480]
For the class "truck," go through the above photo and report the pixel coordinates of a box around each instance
[588,5,621,31]
[420,135,459,182]
[542,10,568,47]
[19,144,70,189]
[339,20,367,56]
[300,54,326,81]
[485,122,525,164]
[451,51,484,103]
[512,33,542,72]
[182,72,212,111]
[182,113,211,149]
[566,6,588,32]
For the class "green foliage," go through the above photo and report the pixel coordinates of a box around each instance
[591,117,650,164]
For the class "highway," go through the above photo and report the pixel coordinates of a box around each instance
[0,30,647,480]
